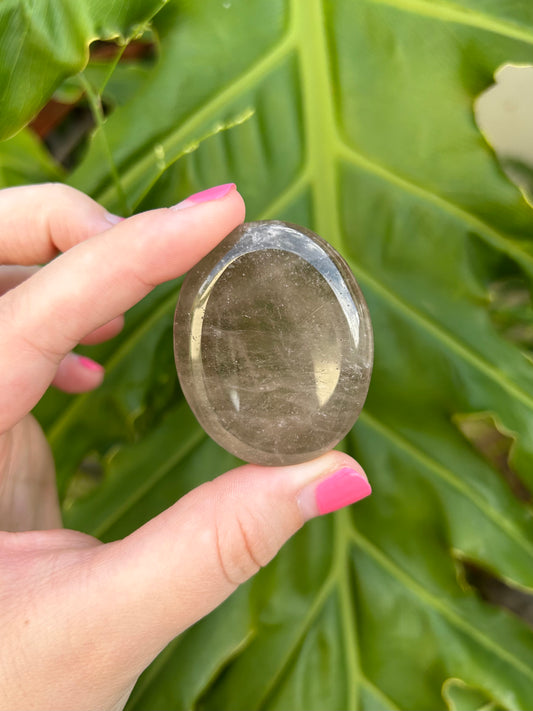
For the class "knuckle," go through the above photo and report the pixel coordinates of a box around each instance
[0,290,64,363]
[213,500,274,587]
[43,182,78,202]
[0,290,67,366]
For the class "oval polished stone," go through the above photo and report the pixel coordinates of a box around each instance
[174,220,373,466]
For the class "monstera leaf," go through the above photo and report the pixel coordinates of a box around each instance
[5,0,533,708]
[0,0,169,140]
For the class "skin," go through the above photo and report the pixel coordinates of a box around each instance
[0,183,367,711]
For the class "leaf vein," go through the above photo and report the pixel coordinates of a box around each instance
[360,676,402,711]
[347,255,533,413]
[336,140,533,274]
[365,0,533,45]
[48,284,179,446]
[93,31,296,208]
[257,571,337,710]
[91,411,205,538]
[357,411,533,563]
[350,528,533,682]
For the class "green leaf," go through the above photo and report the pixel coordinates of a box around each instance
[0,0,168,140]
[0,128,63,187]
[443,678,506,711]
[7,0,533,708]
[56,56,155,108]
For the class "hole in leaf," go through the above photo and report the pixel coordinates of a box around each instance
[475,63,533,207]
[453,412,531,503]
[488,275,533,354]
[459,558,533,630]
[32,104,95,169]
[443,679,499,711]
[90,37,156,63]
[465,232,533,355]
[442,678,505,711]
[29,35,156,169]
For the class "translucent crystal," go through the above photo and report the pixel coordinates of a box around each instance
[174,220,373,466]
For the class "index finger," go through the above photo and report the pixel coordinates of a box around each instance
[0,185,245,432]
[0,183,122,264]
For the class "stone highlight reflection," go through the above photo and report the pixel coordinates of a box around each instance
[174,220,373,465]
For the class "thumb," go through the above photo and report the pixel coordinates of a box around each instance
[87,451,371,680]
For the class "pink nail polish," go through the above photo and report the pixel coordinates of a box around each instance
[78,356,104,373]
[315,467,372,515]
[171,183,236,210]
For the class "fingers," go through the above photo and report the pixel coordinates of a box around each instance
[0,416,61,531]
[0,265,124,346]
[51,353,105,393]
[51,317,124,392]
[83,452,371,681]
[0,266,39,295]
[0,245,124,395]
[0,186,245,432]
[0,183,122,265]
[0,453,371,710]
[0,268,122,394]
[80,315,124,345]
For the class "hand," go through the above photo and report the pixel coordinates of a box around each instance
[0,183,371,711]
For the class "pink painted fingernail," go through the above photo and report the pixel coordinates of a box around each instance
[315,466,372,515]
[171,183,236,210]
[77,355,104,373]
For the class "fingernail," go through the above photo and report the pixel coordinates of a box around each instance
[298,466,371,519]
[171,183,236,211]
[104,212,125,226]
[77,355,104,373]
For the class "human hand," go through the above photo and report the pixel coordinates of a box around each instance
[0,183,371,711]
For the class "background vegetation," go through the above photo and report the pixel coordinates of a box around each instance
[2,0,533,708]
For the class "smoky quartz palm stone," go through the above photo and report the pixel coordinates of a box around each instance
[174,220,373,466]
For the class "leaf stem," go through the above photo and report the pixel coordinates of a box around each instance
[78,72,130,215]
[292,0,342,250]
[97,43,128,96]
